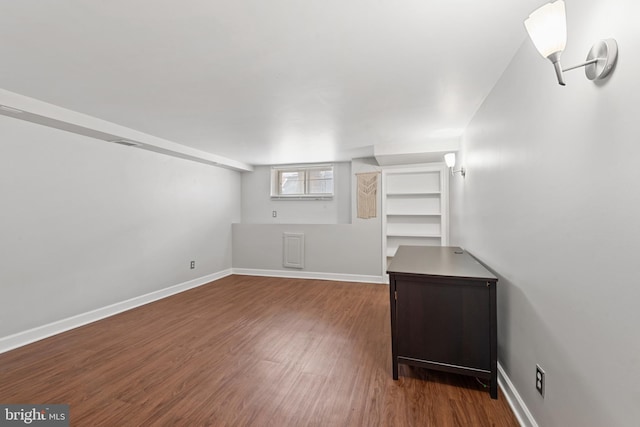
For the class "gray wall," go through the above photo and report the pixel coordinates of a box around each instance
[234,158,382,278]
[241,162,351,224]
[232,223,381,277]
[0,115,241,338]
[450,0,640,425]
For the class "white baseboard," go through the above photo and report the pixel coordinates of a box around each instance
[0,269,232,355]
[233,268,385,284]
[498,362,539,427]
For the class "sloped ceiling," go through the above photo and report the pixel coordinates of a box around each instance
[0,0,544,165]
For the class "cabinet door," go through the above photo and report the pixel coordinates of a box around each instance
[395,277,491,370]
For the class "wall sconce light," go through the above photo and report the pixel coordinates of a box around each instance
[524,0,618,86]
[444,153,465,177]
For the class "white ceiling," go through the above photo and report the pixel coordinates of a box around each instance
[0,0,544,166]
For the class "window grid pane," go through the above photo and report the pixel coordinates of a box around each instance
[279,170,305,195]
[307,168,334,195]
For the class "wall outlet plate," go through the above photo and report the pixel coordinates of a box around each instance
[190,261,195,269]
[536,365,545,397]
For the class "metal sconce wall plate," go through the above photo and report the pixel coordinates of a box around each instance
[585,38,618,80]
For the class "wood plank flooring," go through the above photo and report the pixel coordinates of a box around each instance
[0,275,519,426]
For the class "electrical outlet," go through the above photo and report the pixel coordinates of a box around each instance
[536,365,545,397]
[190,261,195,269]
[272,210,277,218]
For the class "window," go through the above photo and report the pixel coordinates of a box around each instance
[270,164,334,199]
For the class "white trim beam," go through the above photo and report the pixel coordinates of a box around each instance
[0,89,253,172]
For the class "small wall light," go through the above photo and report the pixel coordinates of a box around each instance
[444,153,465,177]
[524,0,618,86]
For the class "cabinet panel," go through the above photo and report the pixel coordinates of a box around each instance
[395,278,491,370]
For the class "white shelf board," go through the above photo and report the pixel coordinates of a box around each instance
[387,233,441,238]
[386,192,441,196]
[386,213,441,217]
[386,211,441,216]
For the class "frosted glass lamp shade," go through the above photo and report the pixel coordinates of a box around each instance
[444,153,456,168]
[524,0,567,59]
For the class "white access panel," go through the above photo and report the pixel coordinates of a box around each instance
[283,232,305,269]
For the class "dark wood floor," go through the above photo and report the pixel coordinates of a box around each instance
[0,275,519,426]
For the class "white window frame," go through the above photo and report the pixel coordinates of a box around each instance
[270,164,334,200]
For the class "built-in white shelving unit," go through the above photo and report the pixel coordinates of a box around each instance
[382,164,449,269]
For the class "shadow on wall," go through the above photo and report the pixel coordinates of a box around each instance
[494,270,613,427]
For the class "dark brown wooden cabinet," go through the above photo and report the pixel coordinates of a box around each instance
[387,246,498,399]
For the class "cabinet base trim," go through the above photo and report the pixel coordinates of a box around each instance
[398,356,491,378]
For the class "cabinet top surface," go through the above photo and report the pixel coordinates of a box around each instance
[387,246,497,281]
